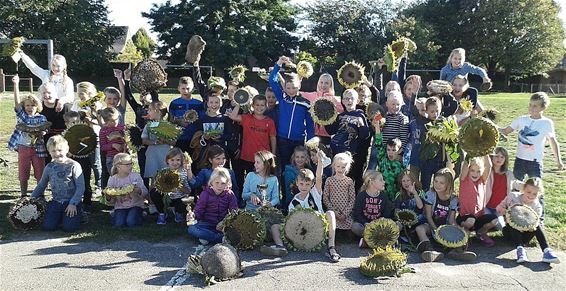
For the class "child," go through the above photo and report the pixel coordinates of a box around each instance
[103,86,127,126]
[38,82,72,164]
[283,146,311,210]
[440,48,491,85]
[500,92,564,180]
[394,170,425,223]
[381,91,410,149]
[19,51,75,109]
[308,147,332,187]
[457,156,498,247]
[262,151,342,263]
[8,75,48,197]
[227,95,277,188]
[269,56,315,167]
[497,177,559,264]
[168,76,203,154]
[264,87,279,128]
[372,120,405,200]
[485,147,515,227]
[187,167,239,245]
[242,150,280,210]
[352,170,394,247]
[415,168,475,262]
[31,135,85,232]
[99,107,125,174]
[323,152,356,231]
[408,97,441,183]
[141,101,173,180]
[190,145,239,203]
[301,73,343,145]
[450,75,483,126]
[196,93,231,156]
[151,148,193,225]
[105,153,149,227]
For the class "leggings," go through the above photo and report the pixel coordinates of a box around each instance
[149,189,186,214]
[503,225,548,251]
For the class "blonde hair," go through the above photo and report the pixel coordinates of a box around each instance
[467,156,485,173]
[452,75,469,92]
[406,75,422,88]
[296,168,315,183]
[332,151,353,174]
[49,55,69,86]
[99,107,120,123]
[530,92,550,109]
[522,177,543,196]
[291,146,311,168]
[342,89,358,101]
[208,167,232,188]
[385,80,401,94]
[111,153,132,175]
[317,73,335,96]
[360,170,383,193]
[386,90,404,104]
[20,95,43,113]
[76,81,97,100]
[447,48,466,65]
[149,101,168,119]
[46,135,69,151]
[432,168,455,194]
[39,82,58,99]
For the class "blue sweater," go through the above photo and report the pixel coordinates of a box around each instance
[440,62,488,83]
[241,172,280,210]
[31,159,85,206]
[169,97,204,141]
[325,109,370,155]
[269,64,315,141]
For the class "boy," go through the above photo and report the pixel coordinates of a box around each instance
[264,87,279,128]
[99,107,125,174]
[31,135,85,232]
[168,76,203,154]
[260,151,341,262]
[227,94,277,185]
[269,56,315,167]
[103,86,127,125]
[500,92,564,180]
[372,119,405,200]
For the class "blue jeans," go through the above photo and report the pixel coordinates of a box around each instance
[513,157,542,181]
[90,145,102,188]
[43,201,82,232]
[113,207,144,227]
[187,221,223,243]
[105,156,114,174]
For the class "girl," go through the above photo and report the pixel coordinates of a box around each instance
[8,75,48,197]
[187,167,239,245]
[497,178,559,264]
[19,51,74,109]
[352,170,393,247]
[394,170,425,223]
[242,150,280,210]
[415,168,475,262]
[190,145,240,204]
[141,101,173,180]
[323,152,356,231]
[301,73,343,144]
[105,153,148,227]
[283,146,311,210]
[457,155,498,247]
[150,148,193,225]
[440,48,491,85]
[485,147,515,228]
[38,82,72,164]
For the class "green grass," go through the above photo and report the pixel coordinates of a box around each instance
[0,92,565,248]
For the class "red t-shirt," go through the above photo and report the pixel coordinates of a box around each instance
[458,176,486,217]
[487,173,507,208]
[240,114,276,162]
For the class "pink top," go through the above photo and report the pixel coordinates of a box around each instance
[301,91,344,137]
[106,172,149,209]
[100,124,125,158]
[458,175,487,217]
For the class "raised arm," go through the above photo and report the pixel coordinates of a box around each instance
[460,159,470,182]
[269,56,288,103]
[226,104,242,122]
[12,75,21,110]
[482,155,492,182]
[19,51,49,80]
[113,69,127,110]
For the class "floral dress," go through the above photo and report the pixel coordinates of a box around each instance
[323,175,355,229]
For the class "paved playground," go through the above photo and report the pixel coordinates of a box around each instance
[1,233,564,290]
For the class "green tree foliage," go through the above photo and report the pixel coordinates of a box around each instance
[132,28,156,58]
[0,0,118,77]
[301,0,399,67]
[143,0,299,74]
[113,39,143,64]
[295,51,318,69]
[386,16,441,69]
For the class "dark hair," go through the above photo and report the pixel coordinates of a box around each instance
[252,94,267,104]
[165,147,184,165]
[397,169,422,201]
[63,111,81,122]
[104,86,121,98]
[386,138,402,150]
[206,145,226,167]
[425,97,441,110]
[179,76,194,87]
[493,146,509,172]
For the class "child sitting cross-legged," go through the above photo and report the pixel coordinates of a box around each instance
[261,150,342,263]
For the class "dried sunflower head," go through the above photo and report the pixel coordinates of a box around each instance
[363,218,400,249]
[297,61,314,79]
[337,61,365,89]
[359,246,409,277]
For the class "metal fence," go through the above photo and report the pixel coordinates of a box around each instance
[509,83,566,95]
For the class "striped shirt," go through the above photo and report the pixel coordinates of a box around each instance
[8,107,48,157]
[381,112,410,148]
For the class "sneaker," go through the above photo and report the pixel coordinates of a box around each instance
[94,187,102,198]
[260,244,288,257]
[199,239,210,245]
[447,248,477,262]
[421,251,444,262]
[148,204,158,215]
[516,246,528,263]
[157,213,167,225]
[359,238,368,248]
[326,246,341,263]
[479,233,495,247]
[542,248,560,264]
[175,212,185,223]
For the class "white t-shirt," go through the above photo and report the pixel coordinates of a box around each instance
[510,115,555,161]
[288,187,324,214]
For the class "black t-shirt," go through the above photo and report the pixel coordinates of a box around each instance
[41,100,71,134]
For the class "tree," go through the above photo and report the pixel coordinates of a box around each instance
[143,0,299,74]
[132,28,156,58]
[301,0,400,68]
[0,0,118,77]
[113,39,143,64]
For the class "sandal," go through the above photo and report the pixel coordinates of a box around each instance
[327,246,341,263]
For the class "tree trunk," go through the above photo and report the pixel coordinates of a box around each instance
[504,67,511,92]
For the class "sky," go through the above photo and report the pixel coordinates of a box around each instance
[107,0,566,43]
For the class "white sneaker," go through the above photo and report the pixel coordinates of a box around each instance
[199,239,209,245]
[148,204,158,215]
[516,246,529,263]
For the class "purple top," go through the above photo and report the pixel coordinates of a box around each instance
[193,187,238,226]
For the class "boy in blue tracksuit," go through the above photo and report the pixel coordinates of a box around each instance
[269,56,315,168]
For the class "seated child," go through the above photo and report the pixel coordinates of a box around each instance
[31,135,85,232]
[283,146,311,210]
[190,145,239,204]
[485,147,515,229]
[105,153,149,227]
[242,150,280,210]
[187,168,239,245]
[394,170,425,225]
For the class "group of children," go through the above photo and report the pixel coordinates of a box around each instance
[9,47,563,265]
